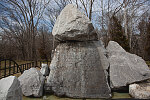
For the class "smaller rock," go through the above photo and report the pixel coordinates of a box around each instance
[129,83,150,99]
[107,41,150,90]
[0,76,22,100]
[40,63,50,76]
[52,4,98,41]
[18,68,45,97]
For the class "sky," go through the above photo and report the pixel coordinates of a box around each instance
[0,0,149,33]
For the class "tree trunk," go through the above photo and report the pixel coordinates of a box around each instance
[123,0,128,38]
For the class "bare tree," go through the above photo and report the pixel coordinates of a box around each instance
[45,0,69,29]
[0,0,50,60]
[72,0,95,20]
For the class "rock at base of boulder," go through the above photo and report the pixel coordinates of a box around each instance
[107,41,150,90]
[40,63,50,76]
[0,76,22,100]
[18,68,45,97]
[129,82,150,99]
[47,41,111,99]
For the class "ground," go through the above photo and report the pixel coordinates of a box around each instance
[23,92,131,100]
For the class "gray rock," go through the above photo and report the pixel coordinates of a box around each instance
[94,40,109,79]
[94,40,109,70]
[40,63,49,76]
[18,68,45,97]
[47,41,111,99]
[52,4,98,41]
[0,76,22,100]
[129,82,150,99]
[107,41,150,90]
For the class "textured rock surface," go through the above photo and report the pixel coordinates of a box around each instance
[44,83,53,94]
[52,4,98,41]
[47,41,111,98]
[40,63,50,76]
[18,68,45,97]
[94,40,109,70]
[129,83,150,99]
[0,76,22,100]
[107,41,150,89]
[94,41,109,79]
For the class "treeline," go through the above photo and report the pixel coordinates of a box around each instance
[0,0,150,61]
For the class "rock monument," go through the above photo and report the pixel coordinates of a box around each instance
[47,4,111,99]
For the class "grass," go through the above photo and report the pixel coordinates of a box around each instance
[23,95,82,100]
[112,92,131,99]
[22,92,131,100]
[146,61,150,66]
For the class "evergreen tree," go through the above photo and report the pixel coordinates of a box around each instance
[138,16,150,60]
[145,17,150,60]
[109,16,130,51]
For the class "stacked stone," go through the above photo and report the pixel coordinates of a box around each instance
[47,4,111,99]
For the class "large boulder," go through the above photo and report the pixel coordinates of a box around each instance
[107,41,150,90]
[18,68,45,97]
[0,76,22,100]
[40,63,50,76]
[52,4,98,41]
[47,41,111,99]
[129,82,150,99]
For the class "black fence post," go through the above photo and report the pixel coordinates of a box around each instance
[35,61,37,67]
[4,59,6,77]
[24,64,25,70]
[21,65,23,72]
[20,65,22,73]
[17,65,19,73]
[27,63,28,69]
[9,60,11,76]
[13,62,15,74]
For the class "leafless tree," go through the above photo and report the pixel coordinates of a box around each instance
[0,0,50,60]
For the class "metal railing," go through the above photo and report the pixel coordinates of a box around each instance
[0,59,50,79]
